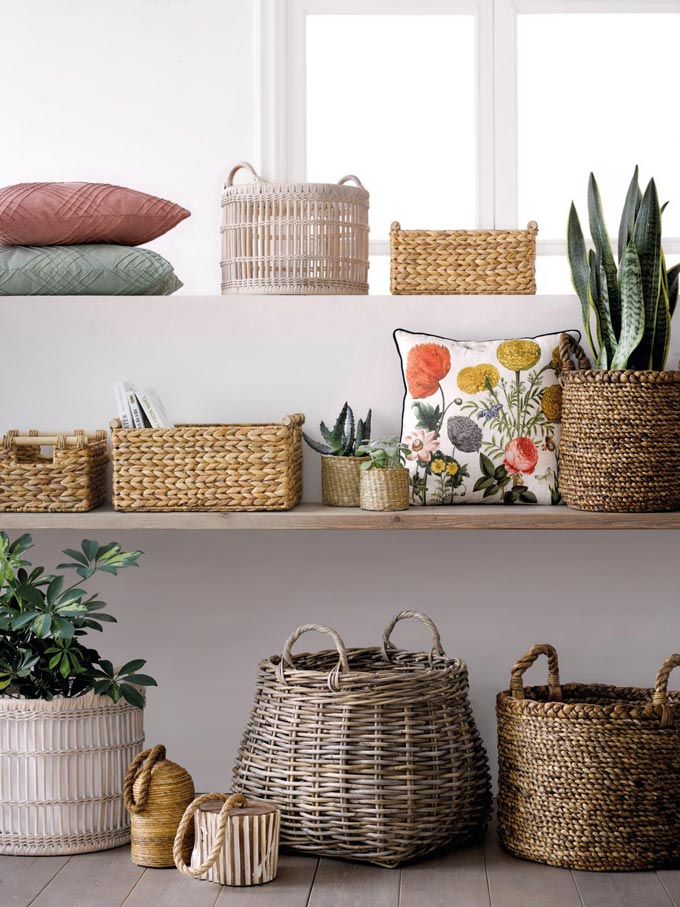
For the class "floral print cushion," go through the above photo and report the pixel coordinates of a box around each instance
[394,329,580,506]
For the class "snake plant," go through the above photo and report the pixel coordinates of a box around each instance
[303,402,372,456]
[568,167,679,370]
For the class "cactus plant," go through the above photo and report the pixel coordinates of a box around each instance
[568,167,679,370]
[303,402,372,456]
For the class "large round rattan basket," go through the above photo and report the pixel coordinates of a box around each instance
[0,692,144,855]
[233,611,491,868]
[497,644,680,871]
[558,333,680,512]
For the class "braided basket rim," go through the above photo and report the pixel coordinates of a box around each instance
[497,682,679,723]
[561,368,680,385]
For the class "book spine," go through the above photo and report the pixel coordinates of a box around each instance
[138,388,173,428]
[124,384,145,429]
[113,382,133,429]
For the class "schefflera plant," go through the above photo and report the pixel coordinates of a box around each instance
[568,167,679,370]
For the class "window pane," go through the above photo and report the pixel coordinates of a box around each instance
[307,15,476,239]
[518,14,680,240]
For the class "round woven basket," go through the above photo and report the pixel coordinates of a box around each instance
[233,611,491,867]
[359,467,409,512]
[558,333,680,512]
[497,644,680,871]
[320,455,368,507]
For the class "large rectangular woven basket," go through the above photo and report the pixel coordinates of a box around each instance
[390,220,538,295]
[221,162,369,295]
[111,414,304,512]
[0,430,107,512]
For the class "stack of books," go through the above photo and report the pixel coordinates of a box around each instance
[113,382,173,429]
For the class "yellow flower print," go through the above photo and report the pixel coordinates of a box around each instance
[497,339,541,372]
[551,346,561,372]
[430,458,446,475]
[541,384,562,422]
[457,363,500,394]
[446,462,459,476]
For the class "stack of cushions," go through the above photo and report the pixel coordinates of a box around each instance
[0,182,189,295]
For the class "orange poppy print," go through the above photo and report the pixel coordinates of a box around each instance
[405,344,451,399]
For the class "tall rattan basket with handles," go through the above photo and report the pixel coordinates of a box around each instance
[497,644,680,871]
[233,611,491,868]
[221,162,369,295]
[557,333,680,512]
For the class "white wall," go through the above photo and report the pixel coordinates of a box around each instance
[1,0,256,294]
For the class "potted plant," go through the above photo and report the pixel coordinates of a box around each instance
[564,168,680,511]
[0,532,156,855]
[303,402,372,506]
[356,437,411,512]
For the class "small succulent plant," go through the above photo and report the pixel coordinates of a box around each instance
[356,437,411,470]
[303,402,372,457]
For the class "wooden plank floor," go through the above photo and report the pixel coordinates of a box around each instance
[3,839,680,907]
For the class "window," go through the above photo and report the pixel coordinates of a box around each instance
[258,0,680,294]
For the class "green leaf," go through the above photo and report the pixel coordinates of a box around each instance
[60,548,89,567]
[473,476,495,492]
[631,178,662,368]
[120,684,145,708]
[302,433,332,455]
[483,484,499,498]
[118,659,146,675]
[588,172,621,337]
[667,262,680,318]
[480,453,495,478]
[81,540,99,562]
[519,490,538,504]
[595,257,617,362]
[59,655,71,678]
[31,613,52,637]
[124,673,157,687]
[411,402,441,432]
[11,610,41,630]
[652,266,671,370]
[567,201,594,354]
[611,243,645,370]
[9,534,33,556]
[618,165,641,264]
[15,584,45,610]
[51,617,75,640]
[98,659,114,677]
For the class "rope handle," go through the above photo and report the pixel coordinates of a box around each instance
[558,333,592,372]
[174,792,248,877]
[124,744,167,814]
[225,161,264,188]
[338,175,365,189]
[510,644,562,702]
[381,611,446,664]
[277,624,350,691]
[652,654,680,728]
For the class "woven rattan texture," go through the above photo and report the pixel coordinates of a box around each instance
[111,415,303,512]
[0,431,107,512]
[320,456,367,507]
[233,613,491,868]
[497,644,680,871]
[390,221,538,295]
[221,162,369,295]
[359,468,409,512]
[125,745,195,868]
[558,334,680,512]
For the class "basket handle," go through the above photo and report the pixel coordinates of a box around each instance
[558,333,592,372]
[124,744,166,814]
[174,792,248,877]
[652,654,680,728]
[510,643,562,702]
[281,413,305,427]
[277,624,350,691]
[2,430,98,450]
[338,174,365,189]
[526,221,539,235]
[381,610,446,664]
[225,161,265,189]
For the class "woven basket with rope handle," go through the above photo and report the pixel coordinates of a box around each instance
[497,644,680,870]
[558,332,680,512]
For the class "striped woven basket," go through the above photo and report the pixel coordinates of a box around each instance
[390,221,538,295]
[233,611,491,867]
[0,692,144,855]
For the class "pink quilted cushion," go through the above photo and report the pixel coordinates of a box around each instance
[0,182,190,245]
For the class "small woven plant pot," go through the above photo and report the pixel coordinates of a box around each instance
[111,414,304,512]
[558,333,680,512]
[497,644,680,871]
[233,611,492,867]
[124,744,195,868]
[390,221,538,295]
[0,692,144,855]
[359,467,409,511]
[320,455,368,507]
[0,430,107,512]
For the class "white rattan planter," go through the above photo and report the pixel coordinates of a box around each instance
[0,691,144,855]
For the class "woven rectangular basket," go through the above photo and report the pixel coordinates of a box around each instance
[221,162,369,295]
[111,414,304,512]
[390,220,538,295]
[0,430,107,512]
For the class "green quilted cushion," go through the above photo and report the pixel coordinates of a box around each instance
[0,245,182,295]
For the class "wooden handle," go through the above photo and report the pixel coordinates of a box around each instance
[124,744,166,814]
[338,174,365,189]
[390,221,401,232]
[381,610,446,663]
[652,654,680,728]
[3,430,105,449]
[174,792,247,877]
[558,333,591,372]
[281,413,305,427]
[526,221,539,235]
[225,161,264,188]
[510,643,562,702]
[277,624,350,691]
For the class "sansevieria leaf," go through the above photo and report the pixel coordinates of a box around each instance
[617,166,641,265]
[567,202,594,354]
[652,255,671,370]
[588,173,621,337]
[631,178,662,368]
[667,262,680,318]
[611,244,645,369]
[596,258,617,362]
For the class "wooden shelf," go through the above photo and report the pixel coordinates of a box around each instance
[1,503,679,531]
